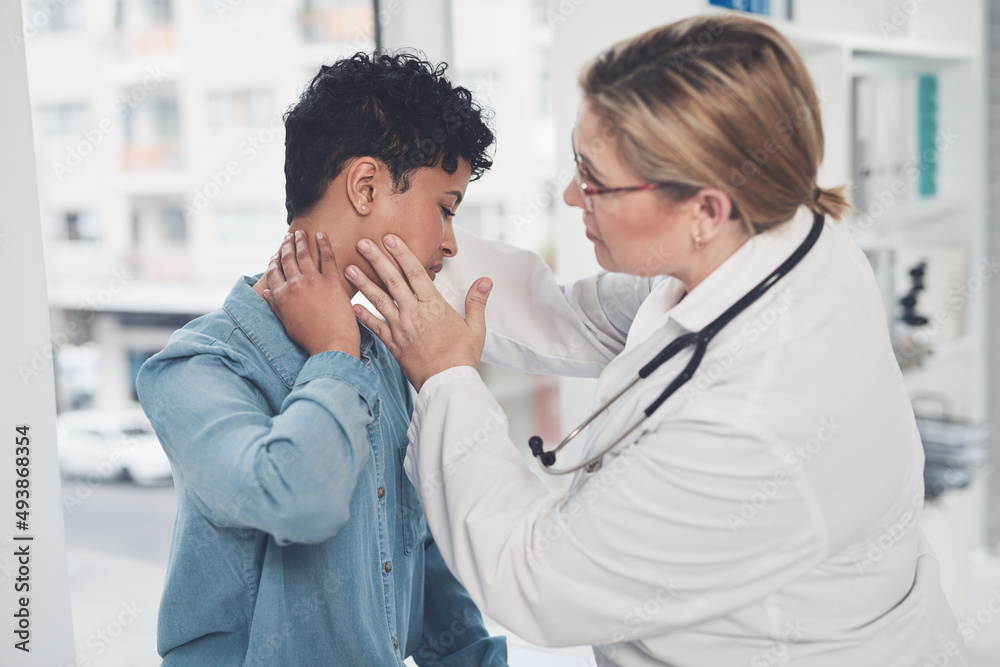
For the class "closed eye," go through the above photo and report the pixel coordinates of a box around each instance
[440,205,456,218]
[575,160,604,188]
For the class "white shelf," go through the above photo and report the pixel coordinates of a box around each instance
[848,35,976,62]
[767,20,976,62]
[928,333,979,359]
[847,193,975,238]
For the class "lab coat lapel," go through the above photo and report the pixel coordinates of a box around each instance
[573,206,817,477]
[667,206,815,334]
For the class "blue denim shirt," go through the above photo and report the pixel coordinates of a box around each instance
[136,274,507,666]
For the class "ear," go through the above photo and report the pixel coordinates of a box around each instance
[345,157,379,215]
[689,187,735,244]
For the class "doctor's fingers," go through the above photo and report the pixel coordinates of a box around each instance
[344,263,402,326]
[380,234,438,302]
[351,303,396,351]
[354,238,418,306]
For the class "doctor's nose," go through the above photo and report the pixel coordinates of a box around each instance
[564,178,585,210]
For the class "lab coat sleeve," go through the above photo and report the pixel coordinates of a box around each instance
[404,366,826,648]
[436,226,658,378]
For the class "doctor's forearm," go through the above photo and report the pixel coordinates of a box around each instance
[404,368,630,646]
[438,228,640,375]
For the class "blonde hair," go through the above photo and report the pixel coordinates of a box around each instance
[581,14,851,234]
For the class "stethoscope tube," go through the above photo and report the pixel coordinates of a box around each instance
[528,211,825,475]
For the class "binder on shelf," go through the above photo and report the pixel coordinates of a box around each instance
[851,71,934,215]
[852,77,874,213]
[708,0,771,16]
[897,76,918,207]
[917,74,939,198]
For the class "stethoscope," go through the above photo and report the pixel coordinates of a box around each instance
[528,211,825,475]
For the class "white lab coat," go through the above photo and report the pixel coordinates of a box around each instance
[405,206,968,666]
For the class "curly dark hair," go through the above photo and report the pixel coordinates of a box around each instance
[282,51,495,223]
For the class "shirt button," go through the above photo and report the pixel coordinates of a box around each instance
[377,487,385,499]
[384,561,392,573]
[392,637,398,650]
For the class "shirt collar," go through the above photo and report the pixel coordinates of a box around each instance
[223,273,377,388]
[667,206,818,333]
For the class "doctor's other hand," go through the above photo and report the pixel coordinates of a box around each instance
[262,230,361,359]
[346,234,492,392]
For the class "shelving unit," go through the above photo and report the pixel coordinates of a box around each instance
[552,0,988,619]
[751,5,988,623]
[752,1,989,623]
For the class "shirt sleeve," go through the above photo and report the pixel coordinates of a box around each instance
[404,366,826,648]
[136,331,376,546]
[412,535,508,667]
[435,227,658,378]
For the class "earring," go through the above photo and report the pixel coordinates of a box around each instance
[694,235,702,249]
[361,205,367,211]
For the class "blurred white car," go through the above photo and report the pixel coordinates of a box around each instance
[56,408,173,486]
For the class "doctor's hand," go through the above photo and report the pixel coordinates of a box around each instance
[262,230,361,359]
[346,234,492,392]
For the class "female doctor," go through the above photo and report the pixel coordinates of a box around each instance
[342,15,966,667]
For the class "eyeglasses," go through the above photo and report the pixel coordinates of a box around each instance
[571,133,693,213]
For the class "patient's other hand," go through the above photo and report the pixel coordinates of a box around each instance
[263,230,361,359]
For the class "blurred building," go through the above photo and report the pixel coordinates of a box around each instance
[23,0,558,423]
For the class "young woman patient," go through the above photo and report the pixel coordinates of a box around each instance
[136,52,507,666]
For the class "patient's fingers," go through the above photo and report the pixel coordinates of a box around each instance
[279,233,301,280]
[294,230,317,275]
[265,252,285,290]
[316,232,337,274]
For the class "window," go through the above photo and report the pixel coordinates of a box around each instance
[148,0,173,25]
[152,97,180,140]
[130,200,187,247]
[46,210,102,242]
[208,90,274,129]
[34,103,91,144]
[215,206,285,245]
[121,86,182,169]
[121,89,179,142]
[27,0,86,35]
[297,0,374,43]
[162,207,187,245]
[115,0,174,30]
[199,0,267,17]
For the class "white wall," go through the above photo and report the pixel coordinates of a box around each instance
[0,1,76,664]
